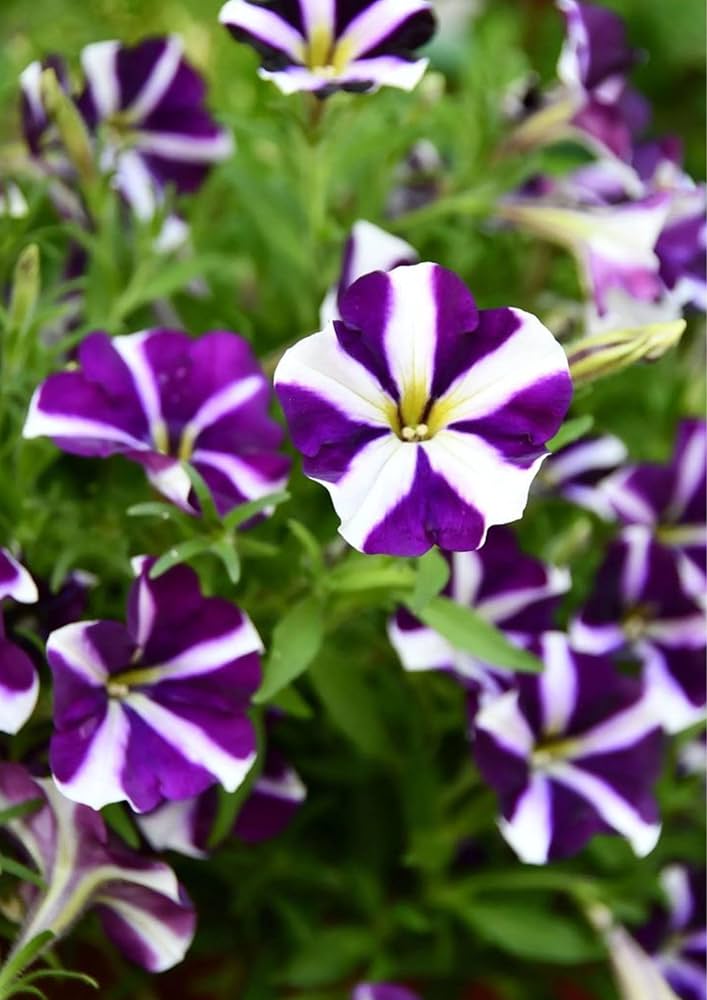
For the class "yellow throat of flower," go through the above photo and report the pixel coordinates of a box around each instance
[387,381,458,443]
[304,25,354,75]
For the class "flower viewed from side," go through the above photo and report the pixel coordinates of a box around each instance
[388,527,569,705]
[320,220,418,325]
[633,865,707,1000]
[571,526,706,733]
[352,984,421,1000]
[0,549,39,734]
[602,421,707,601]
[219,0,436,96]
[45,559,262,812]
[474,632,662,864]
[556,0,637,102]
[540,433,629,519]
[0,763,196,972]
[137,745,306,857]
[23,328,290,517]
[275,263,572,556]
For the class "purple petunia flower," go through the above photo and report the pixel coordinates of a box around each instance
[219,0,436,96]
[352,985,421,1000]
[0,763,195,972]
[320,220,418,325]
[23,328,290,517]
[540,433,629,519]
[474,632,662,864]
[274,262,572,556]
[0,549,39,734]
[45,558,262,812]
[634,865,706,1000]
[388,527,569,704]
[137,745,306,857]
[602,420,707,602]
[571,526,706,733]
[556,0,637,103]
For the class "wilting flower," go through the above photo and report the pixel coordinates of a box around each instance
[571,527,706,733]
[388,527,569,705]
[633,865,706,1000]
[541,433,629,518]
[0,549,39,734]
[219,0,436,96]
[21,37,232,221]
[352,985,421,1000]
[275,262,572,556]
[474,632,662,864]
[23,328,290,517]
[602,421,707,601]
[320,220,418,325]
[45,558,262,812]
[0,763,195,972]
[137,746,306,856]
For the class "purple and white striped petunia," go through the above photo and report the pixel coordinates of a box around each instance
[23,328,290,518]
[274,262,572,556]
[137,745,306,856]
[571,526,706,733]
[352,985,421,1000]
[77,36,233,219]
[0,763,195,972]
[0,549,39,734]
[219,0,436,96]
[45,558,262,812]
[540,433,629,519]
[602,420,707,601]
[320,220,418,325]
[556,0,637,103]
[388,527,570,704]
[474,632,662,864]
[634,865,706,1000]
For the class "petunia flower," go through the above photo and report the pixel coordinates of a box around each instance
[0,762,195,972]
[540,433,629,519]
[602,421,706,602]
[320,220,418,325]
[556,0,638,104]
[137,745,306,857]
[219,0,436,97]
[352,985,421,1000]
[571,526,706,733]
[274,262,572,556]
[474,632,662,864]
[23,328,290,518]
[0,549,39,734]
[388,527,569,706]
[633,865,706,1000]
[45,558,262,812]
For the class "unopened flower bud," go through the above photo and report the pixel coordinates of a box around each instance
[566,319,686,385]
[39,68,95,186]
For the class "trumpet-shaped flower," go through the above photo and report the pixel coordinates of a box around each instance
[388,527,569,706]
[557,0,637,100]
[219,0,436,97]
[571,526,706,733]
[23,328,290,517]
[0,549,39,734]
[45,559,262,812]
[275,263,572,556]
[0,763,195,972]
[474,632,662,864]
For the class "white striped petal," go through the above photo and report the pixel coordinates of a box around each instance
[568,695,659,758]
[338,0,432,59]
[194,450,289,503]
[94,894,191,972]
[127,37,183,120]
[0,551,38,603]
[137,798,207,859]
[0,675,39,735]
[537,632,578,735]
[23,386,149,451]
[298,0,336,39]
[133,129,234,163]
[184,375,262,440]
[477,566,570,626]
[218,0,305,59]
[81,41,121,118]
[112,332,163,433]
[154,621,263,679]
[54,701,132,810]
[499,773,553,865]
[475,690,536,758]
[641,642,707,734]
[46,622,111,686]
[387,619,452,672]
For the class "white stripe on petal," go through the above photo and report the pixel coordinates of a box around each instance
[184,376,262,440]
[112,332,164,433]
[380,262,439,405]
[95,895,191,972]
[498,773,553,865]
[0,551,38,603]
[538,632,578,735]
[137,798,206,859]
[570,618,625,654]
[644,614,706,649]
[477,566,570,627]
[621,526,651,603]
[256,767,306,802]
[475,689,535,758]
[549,761,661,857]
[112,149,160,221]
[193,449,289,502]
[436,308,568,427]
[133,129,234,163]
[47,622,112,685]
[603,470,659,525]
[156,621,264,678]
[387,618,453,672]
[132,573,157,649]
[338,0,431,58]
[219,0,305,59]
[544,436,628,488]
[22,386,149,451]
[641,641,707,734]
[330,55,430,92]
[568,695,659,758]
[54,701,131,810]
[145,460,192,509]
[81,41,121,118]
[128,37,183,121]
[0,674,39,735]
[125,693,255,793]
[298,0,336,40]
[660,865,693,931]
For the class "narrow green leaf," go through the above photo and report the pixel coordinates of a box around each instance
[149,539,209,579]
[22,969,98,990]
[0,932,54,993]
[409,548,450,613]
[254,596,324,703]
[0,799,44,828]
[183,464,219,526]
[126,501,188,523]
[309,659,395,761]
[0,854,44,889]
[222,491,290,531]
[547,415,595,452]
[327,556,416,594]
[101,804,140,850]
[287,519,323,571]
[270,685,314,718]
[411,597,542,672]
[211,538,241,585]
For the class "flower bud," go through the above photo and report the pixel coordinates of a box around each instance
[566,318,686,385]
[39,67,95,186]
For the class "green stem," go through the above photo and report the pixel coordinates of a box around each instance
[388,187,496,232]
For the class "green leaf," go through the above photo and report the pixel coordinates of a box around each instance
[0,931,54,995]
[0,854,44,889]
[270,685,314,718]
[126,502,189,525]
[254,596,325,703]
[278,926,374,988]
[222,491,290,530]
[327,556,416,594]
[547,415,595,452]
[409,548,450,613]
[183,464,220,527]
[22,969,98,991]
[411,597,542,672]
[109,254,228,321]
[454,898,602,964]
[0,799,44,828]
[211,538,241,585]
[149,539,210,579]
[101,804,140,850]
[309,658,395,760]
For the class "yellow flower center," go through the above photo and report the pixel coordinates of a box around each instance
[532,736,579,770]
[386,381,459,443]
[304,25,354,74]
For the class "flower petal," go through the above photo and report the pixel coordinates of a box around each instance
[0,550,38,603]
